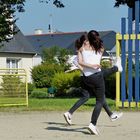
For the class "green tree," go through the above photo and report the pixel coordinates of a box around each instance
[114,0,135,8]
[42,46,72,71]
[0,0,64,43]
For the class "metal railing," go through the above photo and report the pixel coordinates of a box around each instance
[0,68,28,107]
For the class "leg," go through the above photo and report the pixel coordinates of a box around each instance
[84,72,106,135]
[63,76,90,125]
[84,72,105,125]
[103,95,112,116]
[102,66,117,116]
[68,88,90,114]
[102,66,118,78]
[69,76,90,114]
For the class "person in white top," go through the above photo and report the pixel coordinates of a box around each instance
[63,33,123,131]
[77,30,123,135]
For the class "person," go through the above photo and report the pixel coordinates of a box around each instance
[75,30,123,135]
[63,33,123,129]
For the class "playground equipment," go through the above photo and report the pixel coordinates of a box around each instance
[116,0,140,107]
[0,69,28,107]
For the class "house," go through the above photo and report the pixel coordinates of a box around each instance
[26,30,116,68]
[0,26,36,83]
[26,30,116,64]
[0,25,116,83]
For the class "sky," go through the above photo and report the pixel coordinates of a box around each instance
[15,0,128,35]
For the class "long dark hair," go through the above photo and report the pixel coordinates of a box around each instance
[75,33,88,50]
[88,30,103,53]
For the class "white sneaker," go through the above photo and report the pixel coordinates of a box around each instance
[115,57,123,72]
[88,123,99,135]
[110,112,123,122]
[63,112,72,125]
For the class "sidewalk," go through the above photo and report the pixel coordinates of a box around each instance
[0,111,140,140]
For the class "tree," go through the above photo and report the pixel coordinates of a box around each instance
[39,0,64,8]
[42,46,72,71]
[114,0,136,20]
[0,0,25,43]
[0,0,64,43]
[114,0,135,8]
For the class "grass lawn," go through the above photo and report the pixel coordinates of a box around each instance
[0,98,117,112]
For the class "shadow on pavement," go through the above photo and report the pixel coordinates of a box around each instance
[44,121,90,135]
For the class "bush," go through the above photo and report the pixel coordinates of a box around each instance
[104,74,116,99]
[51,71,81,97]
[101,59,116,99]
[66,87,83,97]
[29,88,48,98]
[28,83,35,95]
[31,63,64,88]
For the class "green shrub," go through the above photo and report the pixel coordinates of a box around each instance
[28,83,35,95]
[29,88,48,98]
[104,74,116,99]
[31,63,64,88]
[51,71,81,97]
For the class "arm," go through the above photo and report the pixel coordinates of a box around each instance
[73,56,83,71]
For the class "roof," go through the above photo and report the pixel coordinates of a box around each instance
[26,30,116,55]
[26,32,87,54]
[99,30,116,50]
[0,25,36,55]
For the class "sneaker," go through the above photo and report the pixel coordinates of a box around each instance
[110,112,123,122]
[114,57,123,72]
[88,123,99,135]
[63,112,72,125]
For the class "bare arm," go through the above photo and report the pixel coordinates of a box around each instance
[72,56,83,71]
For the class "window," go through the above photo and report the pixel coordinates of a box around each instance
[6,58,21,74]
[6,58,20,69]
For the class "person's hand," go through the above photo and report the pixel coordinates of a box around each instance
[92,64,101,69]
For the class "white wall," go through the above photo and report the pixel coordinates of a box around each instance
[32,55,42,66]
[0,53,35,83]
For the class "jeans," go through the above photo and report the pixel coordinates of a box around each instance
[69,76,90,114]
[84,72,105,125]
[68,66,118,117]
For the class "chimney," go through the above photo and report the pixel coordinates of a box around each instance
[34,29,43,35]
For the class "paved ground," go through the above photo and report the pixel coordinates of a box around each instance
[0,111,140,140]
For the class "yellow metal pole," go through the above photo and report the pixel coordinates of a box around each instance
[0,68,28,107]
[25,69,29,107]
[116,33,121,108]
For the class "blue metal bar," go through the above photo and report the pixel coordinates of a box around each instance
[128,8,133,103]
[135,0,140,103]
[121,18,126,105]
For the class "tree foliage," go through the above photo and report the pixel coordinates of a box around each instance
[0,0,25,43]
[39,0,64,8]
[0,0,64,43]
[114,0,135,8]
[42,46,72,71]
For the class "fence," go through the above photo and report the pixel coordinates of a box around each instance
[0,68,28,107]
[116,33,140,107]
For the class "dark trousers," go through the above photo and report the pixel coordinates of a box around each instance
[83,66,118,125]
[69,66,118,118]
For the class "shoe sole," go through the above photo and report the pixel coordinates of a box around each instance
[63,114,71,125]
